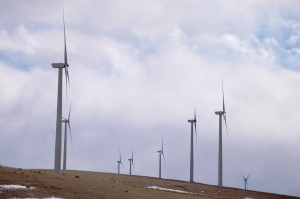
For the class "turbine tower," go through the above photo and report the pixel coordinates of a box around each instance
[242,173,251,190]
[117,149,124,174]
[187,109,197,183]
[52,3,70,174]
[128,148,134,175]
[62,106,72,170]
[157,136,166,179]
[215,81,227,188]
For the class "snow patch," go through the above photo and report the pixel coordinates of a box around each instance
[145,185,195,195]
[1,185,63,199]
[10,197,63,199]
[0,185,34,190]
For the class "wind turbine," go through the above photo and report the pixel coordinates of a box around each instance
[128,148,134,175]
[62,106,72,170]
[157,136,166,179]
[187,109,197,182]
[51,3,70,174]
[117,149,124,174]
[242,173,251,190]
[215,80,227,188]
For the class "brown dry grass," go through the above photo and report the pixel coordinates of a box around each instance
[0,165,298,199]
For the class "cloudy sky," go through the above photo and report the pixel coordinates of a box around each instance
[1,0,300,197]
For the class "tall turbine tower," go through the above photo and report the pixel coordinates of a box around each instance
[188,109,197,182]
[128,149,134,175]
[62,106,72,170]
[117,149,124,174]
[215,81,227,188]
[242,173,251,190]
[51,3,70,174]
[157,136,166,179]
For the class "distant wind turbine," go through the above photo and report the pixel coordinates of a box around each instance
[51,2,70,174]
[157,136,166,179]
[117,148,124,174]
[187,109,197,182]
[242,173,251,190]
[128,148,134,175]
[62,106,72,170]
[215,80,227,188]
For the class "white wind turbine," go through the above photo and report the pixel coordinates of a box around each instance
[215,81,227,188]
[117,148,124,174]
[62,106,72,170]
[187,109,197,182]
[157,136,166,179]
[51,3,70,174]
[128,148,134,175]
[242,173,251,190]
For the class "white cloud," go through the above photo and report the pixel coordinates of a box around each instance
[0,25,39,54]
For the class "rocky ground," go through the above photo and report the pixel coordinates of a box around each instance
[0,165,298,199]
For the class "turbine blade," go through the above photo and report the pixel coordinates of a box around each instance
[223,113,228,135]
[161,136,164,152]
[67,104,72,146]
[68,121,73,147]
[64,64,70,101]
[161,135,166,165]
[61,1,70,102]
[65,67,70,89]
[68,105,71,120]
[65,56,71,100]
[241,174,246,179]
[61,1,68,66]
[119,148,121,161]
[194,107,196,121]
[247,172,251,179]
[132,160,134,174]
[194,107,197,132]
[64,67,67,101]
[194,109,198,152]
[131,148,134,160]
[121,161,124,168]
[162,152,166,166]
[194,120,197,138]
[222,79,225,113]
[194,122,198,152]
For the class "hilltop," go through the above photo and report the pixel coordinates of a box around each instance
[0,166,298,199]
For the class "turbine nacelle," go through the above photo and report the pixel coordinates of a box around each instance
[215,111,224,115]
[52,63,67,68]
[187,119,196,123]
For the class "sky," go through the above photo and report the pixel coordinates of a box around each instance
[0,0,300,197]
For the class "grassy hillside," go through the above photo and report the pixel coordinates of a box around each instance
[0,165,298,199]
